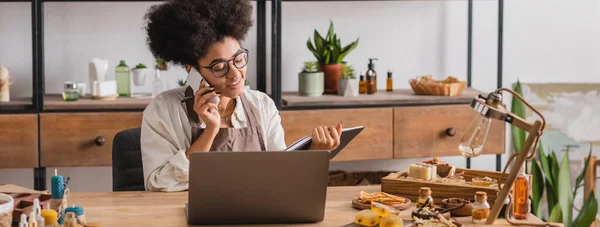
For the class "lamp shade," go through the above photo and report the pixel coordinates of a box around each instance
[458,113,491,158]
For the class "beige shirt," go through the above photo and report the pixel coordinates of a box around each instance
[140,86,287,192]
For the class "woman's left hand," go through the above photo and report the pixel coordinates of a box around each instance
[309,121,343,151]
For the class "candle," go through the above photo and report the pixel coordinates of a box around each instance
[41,209,58,226]
[51,169,64,199]
[65,205,86,223]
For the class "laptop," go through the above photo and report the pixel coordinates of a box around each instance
[186,150,330,225]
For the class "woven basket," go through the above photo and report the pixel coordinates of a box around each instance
[409,78,467,96]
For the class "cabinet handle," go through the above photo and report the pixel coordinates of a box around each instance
[95,136,106,146]
[446,128,456,137]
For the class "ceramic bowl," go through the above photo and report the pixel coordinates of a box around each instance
[0,193,14,227]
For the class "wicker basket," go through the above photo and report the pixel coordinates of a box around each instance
[409,77,467,96]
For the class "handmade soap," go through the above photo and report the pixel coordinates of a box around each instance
[407,163,437,181]
[379,215,403,227]
[370,201,399,217]
[92,80,117,97]
[354,210,380,227]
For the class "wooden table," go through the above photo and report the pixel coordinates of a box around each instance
[62,185,550,227]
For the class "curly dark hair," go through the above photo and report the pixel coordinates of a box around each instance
[144,0,254,66]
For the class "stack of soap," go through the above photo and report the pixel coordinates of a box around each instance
[407,163,437,181]
[92,80,117,97]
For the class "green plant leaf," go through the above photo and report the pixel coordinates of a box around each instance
[324,49,331,65]
[336,39,359,64]
[327,20,334,42]
[573,191,598,227]
[546,181,557,217]
[539,143,553,188]
[531,159,544,216]
[550,152,560,188]
[511,80,527,154]
[549,204,562,223]
[557,151,573,227]
[573,146,593,197]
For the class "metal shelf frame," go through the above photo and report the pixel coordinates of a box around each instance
[269,0,505,170]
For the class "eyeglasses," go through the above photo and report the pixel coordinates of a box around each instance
[200,48,249,78]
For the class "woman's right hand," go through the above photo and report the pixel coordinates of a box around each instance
[194,80,221,129]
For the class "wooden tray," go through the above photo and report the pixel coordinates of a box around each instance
[381,167,525,206]
[0,192,51,222]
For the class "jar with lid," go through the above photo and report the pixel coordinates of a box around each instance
[416,187,434,208]
[62,81,80,101]
[472,191,490,223]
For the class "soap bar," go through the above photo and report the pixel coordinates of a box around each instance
[379,215,403,227]
[92,80,117,97]
[407,163,437,181]
[354,210,380,226]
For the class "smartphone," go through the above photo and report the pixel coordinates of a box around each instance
[185,67,220,105]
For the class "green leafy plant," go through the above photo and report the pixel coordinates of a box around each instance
[301,61,320,73]
[135,63,147,69]
[177,79,187,87]
[244,80,249,86]
[511,80,598,227]
[306,20,359,65]
[340,64,356,80]
[156,58,168,70]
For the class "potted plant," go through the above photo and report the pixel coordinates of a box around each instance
[298,61,324,97]
[338,64,358,97]
[307,20,359,94]
[131,63,150,86]
[156,58,168,71]
[177,79,187,87]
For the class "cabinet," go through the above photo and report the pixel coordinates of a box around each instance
[40,112,143,167]
[0,114,38,168]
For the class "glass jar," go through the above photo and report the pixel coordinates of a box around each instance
[62,82,80,101]
[63,212,77,227]
[472,191,490,223]
[416,187,434,209]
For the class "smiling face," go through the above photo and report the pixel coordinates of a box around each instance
[197,37,247,98]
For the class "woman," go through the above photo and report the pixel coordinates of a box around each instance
[140,0,343,192]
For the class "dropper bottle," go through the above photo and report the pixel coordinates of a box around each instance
[34,198,46,227]
[366,58,378,93]
[19,214,28,227]
[28,211,38,227]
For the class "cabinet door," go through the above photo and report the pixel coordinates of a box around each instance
[393,105,505,158]
[40,112,143,167]
[280,108,393,162]
[0,114,38,168]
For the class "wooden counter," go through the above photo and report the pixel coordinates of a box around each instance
[282,88,482,107]
[60,185,550,227]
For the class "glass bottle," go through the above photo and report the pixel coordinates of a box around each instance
[63,212,77,227]
[416,187,434,208]
[386,69,393,91]
[512,164,529,219]
[115,60,130,97]
[472,191,490,223]
[152,69,163,97]
[458,113,491,158]
[359,74,366,94]
[366,75,375,95]
[62,82,80,101]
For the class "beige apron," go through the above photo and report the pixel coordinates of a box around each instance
[184,87,266,151]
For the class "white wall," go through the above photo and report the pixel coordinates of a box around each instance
[0,0,598,194]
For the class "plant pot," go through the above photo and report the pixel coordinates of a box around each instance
[132,68,151,86]
[321,63,344,94]
[338,78,359,97]
[298,71,324,96]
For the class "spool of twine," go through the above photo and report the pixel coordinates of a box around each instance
[50,188,69,224]
[0,209,12,227]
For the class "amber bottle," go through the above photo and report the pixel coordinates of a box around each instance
[367,75,375,94]
[512,164,529,220]
[359,74,366,94]
[365,58,378,93]
[386,69,393,91]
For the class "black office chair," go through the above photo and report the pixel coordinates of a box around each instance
[112,128,146,191]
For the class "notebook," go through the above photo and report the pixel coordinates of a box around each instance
[284,126,365,160]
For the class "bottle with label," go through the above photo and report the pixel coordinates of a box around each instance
[472,191,490,223]
[416,187,434,208]
[366,75,375,95]
[359,72,366,94]
[386,69,393,91]
[115,60,130,97]
[365,58,378,93]
[512,164,529,219]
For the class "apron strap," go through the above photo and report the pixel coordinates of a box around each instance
[239,93,260,128]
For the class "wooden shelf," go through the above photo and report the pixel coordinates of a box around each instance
[0,97,32,107]
[44,94,151,110]
[282,88,482,108]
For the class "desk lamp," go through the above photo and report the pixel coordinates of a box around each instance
[459,88,547,225]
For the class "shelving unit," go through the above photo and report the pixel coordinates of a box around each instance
[268,0,505,169]
[0,0,268,190]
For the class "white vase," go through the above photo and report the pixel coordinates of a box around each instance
[132,68,151,85]
[338,78,358,97]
